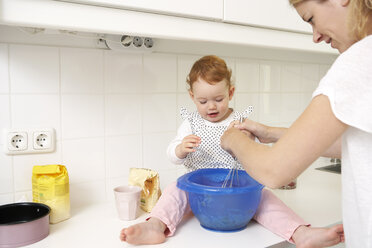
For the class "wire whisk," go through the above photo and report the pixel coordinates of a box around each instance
[221,157,240,188]
[221,115,244,188]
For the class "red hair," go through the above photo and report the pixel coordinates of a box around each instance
[186,55,232,91]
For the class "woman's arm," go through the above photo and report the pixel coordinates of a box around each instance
[322,137,342,158]
[236,114,342,158]
[221,95,347,188]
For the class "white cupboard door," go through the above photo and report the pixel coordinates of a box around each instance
[59,0,224,20]
[224,0,312,33]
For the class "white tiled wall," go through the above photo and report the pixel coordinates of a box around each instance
[0,43,332,207]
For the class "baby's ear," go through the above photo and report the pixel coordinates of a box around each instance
[188,89,194,99]
[229,86,235,100]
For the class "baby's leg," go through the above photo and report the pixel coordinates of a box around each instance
[291,224,344,248]
[253,189,310,243]
[120,181,191,245]
[120,217,167,245]
[253,189,344,247]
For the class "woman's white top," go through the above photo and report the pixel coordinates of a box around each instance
[313,35,372,247]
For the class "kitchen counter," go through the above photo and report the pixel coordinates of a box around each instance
[25,159,342,248]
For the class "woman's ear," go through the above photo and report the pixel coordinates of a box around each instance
[229,86,235,100]
[340,0,350,7]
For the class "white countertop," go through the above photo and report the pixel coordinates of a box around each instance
[25,159,342,248]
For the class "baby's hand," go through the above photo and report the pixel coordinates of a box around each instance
[175,135,201,159]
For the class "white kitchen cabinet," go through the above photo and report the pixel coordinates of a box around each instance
[58,0,223,20]
[224,0,312,34]
[0,0,335,54]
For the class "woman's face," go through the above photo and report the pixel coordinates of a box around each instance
[295,0,356,53]
[189,78,234,123]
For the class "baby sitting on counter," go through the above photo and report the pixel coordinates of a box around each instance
[120,55,344,247]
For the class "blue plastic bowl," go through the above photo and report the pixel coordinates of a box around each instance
[177,168,264,232]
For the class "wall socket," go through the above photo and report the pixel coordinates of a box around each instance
[3,128,55,155]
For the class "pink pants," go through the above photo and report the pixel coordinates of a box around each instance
[149,182,309,243]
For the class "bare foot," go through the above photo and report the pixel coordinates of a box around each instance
[292,224,344,248]
[119,218,167,245]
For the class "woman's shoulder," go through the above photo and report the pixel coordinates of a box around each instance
[323,35,372,80]
[339,35,372,62]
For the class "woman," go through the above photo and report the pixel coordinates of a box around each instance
[221,0,372,247]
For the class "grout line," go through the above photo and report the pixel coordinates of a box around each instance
[102,49,107,201]
[176,55,179,129]
[141,53,145,169]
[7,44,16,202]
[58,47,64,164]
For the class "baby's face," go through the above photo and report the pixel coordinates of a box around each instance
[190,78,234,123]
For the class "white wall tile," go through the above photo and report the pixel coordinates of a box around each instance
[144,54,177,93]
[13,142,62,191]
[235,59,260,93]
[61,95,104,139]
[301,63,319,92]
[0,194,13,205]
[319,64,332,80]
[62,138,105,184]
[300,92,313,112]
[105,94,142,136]
[104,51,143,94]
[177,55,200,93]
[0,95,10,145]
[0,146,13,194]
[235,93,260,121]
[105,134,142,178]
[1,41,336,204]
[143,94,176,133]
[9,44,59,94]
[14,191,32,202]
[10,95,61,139]
[258,93,281,124]
[0,43,9,93]
[222,57,235,81]
[176,93,195,126]
[143,132,175,172]
[70,181,106,208]
[158,169,180,190]
[281,63,302,92]
[259,61,281,92]
[106,176,128,203]
[280,93,301,124]
[61,48,103,94]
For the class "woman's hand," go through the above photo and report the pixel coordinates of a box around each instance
[220,126,244,155]
[175,135,201,159]
[228,120,255,140]
[233,119,285,144]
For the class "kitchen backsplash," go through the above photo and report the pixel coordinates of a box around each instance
[0,42,333,208]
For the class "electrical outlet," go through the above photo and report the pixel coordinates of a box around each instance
[132,36,143,47]
[3,128,55,155]
[144,38,154,48]
[33,129,53,150]
[103,34,155,53]
[7,132,28,151]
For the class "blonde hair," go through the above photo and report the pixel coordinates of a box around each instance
[349,0,372,39]
[288,0,372,40]
[186,55,232,91]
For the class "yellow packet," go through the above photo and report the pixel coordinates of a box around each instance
[32,164,70,224]
[128,168,161,212]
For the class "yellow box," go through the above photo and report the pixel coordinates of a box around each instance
[32,164,70,224]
